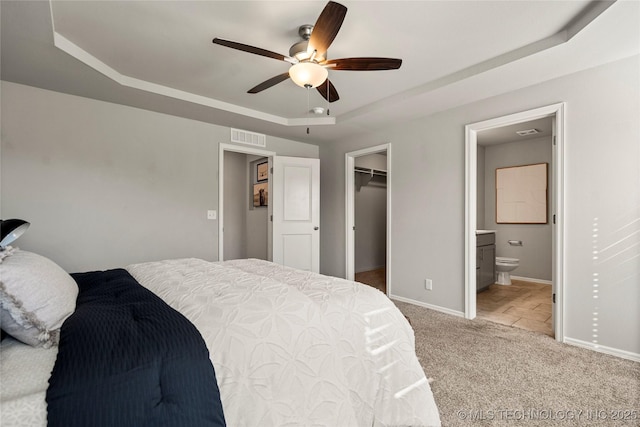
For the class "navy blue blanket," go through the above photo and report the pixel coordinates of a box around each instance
[46,269,226,427]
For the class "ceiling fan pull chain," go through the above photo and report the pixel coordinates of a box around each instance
[307,86,311,135]
[326,79,330,115]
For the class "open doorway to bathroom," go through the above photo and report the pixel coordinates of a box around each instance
[465,104,565,341]
[346,144,391,296]
[475,118,554,337]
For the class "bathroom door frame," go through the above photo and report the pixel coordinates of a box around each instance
[464,103,566,342]
[345,143,391,296]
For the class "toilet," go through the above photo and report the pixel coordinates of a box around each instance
[495,257,519,285]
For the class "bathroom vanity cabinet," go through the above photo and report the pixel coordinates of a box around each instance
[476,232,496,291]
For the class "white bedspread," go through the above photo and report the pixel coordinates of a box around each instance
[127,258,441,427]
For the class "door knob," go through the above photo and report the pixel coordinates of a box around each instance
[314,226,319,230]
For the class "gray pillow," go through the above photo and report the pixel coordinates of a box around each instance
[0,248,78,347]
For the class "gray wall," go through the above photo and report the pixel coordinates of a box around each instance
[0,81,318,272]
[319,55,640,355]
[223,151,248,260]
[483,137,553,281]
[2,55,638,357]
[354,153,387,273]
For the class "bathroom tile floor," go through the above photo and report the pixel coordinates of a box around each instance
[477,279,553,337]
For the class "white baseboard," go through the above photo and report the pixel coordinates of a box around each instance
[390,295,465,318]
[511,275,552,285]
[564,337,640,362]
[391,295,639,362]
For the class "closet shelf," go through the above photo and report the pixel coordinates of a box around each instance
[354,166,387,191]
[354,166,387,177]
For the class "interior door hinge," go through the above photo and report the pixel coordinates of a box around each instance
[270,167,273,174]
[553,293,556,303]
[553,214,556,224]
[270,215,273,222]
[553,136,557,145]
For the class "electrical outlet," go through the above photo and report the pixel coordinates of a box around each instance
[207,210,217,220]
[425,279,433,291]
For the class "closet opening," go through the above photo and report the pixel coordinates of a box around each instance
[346,144,391,296]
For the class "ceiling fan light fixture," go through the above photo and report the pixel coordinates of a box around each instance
[213,1,400,103]
[289,62,328,88]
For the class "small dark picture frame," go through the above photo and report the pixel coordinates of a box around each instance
[257,161,269,182]
[253,183,268,207]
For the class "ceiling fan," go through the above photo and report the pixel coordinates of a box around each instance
[212,1,402,103]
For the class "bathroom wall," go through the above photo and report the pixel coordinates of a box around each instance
[484,136,553,281]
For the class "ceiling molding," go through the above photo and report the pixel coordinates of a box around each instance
[49,1,335,128]
[340,1,616,123]
[48,0,610,130]
[23,0,624,143]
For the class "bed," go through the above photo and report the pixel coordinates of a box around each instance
[1,249,441,426]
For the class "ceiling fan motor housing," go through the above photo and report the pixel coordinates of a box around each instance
[290,25,326,62]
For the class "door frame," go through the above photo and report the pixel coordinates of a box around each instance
[345,143,392,296]
[218,143,275,261]
[464,103,566,342]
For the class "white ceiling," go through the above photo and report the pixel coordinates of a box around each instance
[478,117,552,146]
[1,1,639,144]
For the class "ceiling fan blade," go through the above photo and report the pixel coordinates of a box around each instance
[323,57,402,71]
[248,72,291,94]
[213,38,290,62]
[316,79,340,103]
[308,1,347,55]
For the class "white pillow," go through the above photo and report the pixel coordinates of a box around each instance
[0,248,78,347]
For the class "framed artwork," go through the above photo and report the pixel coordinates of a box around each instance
[496,162,548,224]
[257,161,269,182]
[253,183,268,207]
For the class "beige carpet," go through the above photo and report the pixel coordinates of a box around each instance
[394,301,640,426]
